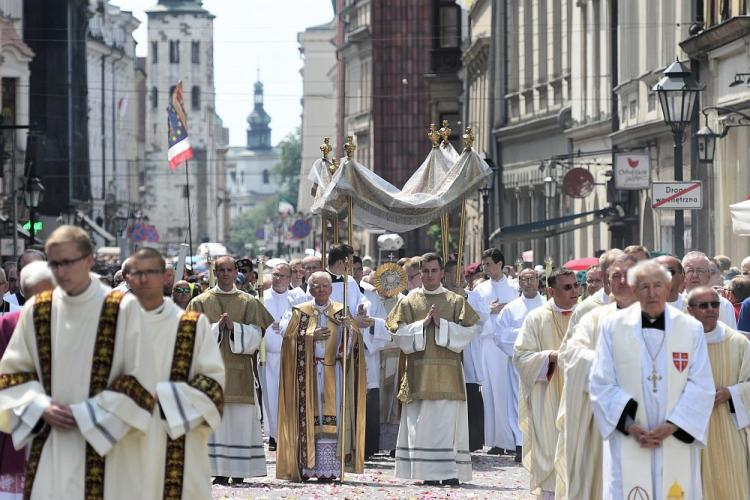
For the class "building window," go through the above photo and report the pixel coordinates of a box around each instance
[191,41,200,64]
[150,86,158,109]
[437,3,460,48]
[191,86,200,110]
[169,40,180,63]
[151,41,158,64]
[262,169,269,184]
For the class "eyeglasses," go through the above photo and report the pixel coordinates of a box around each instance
[48,254,89,270]
[292,269,305,274]
[519,277,537,283]
[559,282,580,291]
[685,268,709,275]
[271,273,291,279]
[130,269,163,279]
[173,287,191,294]
[690,301,720,310]
[7,278,16,283]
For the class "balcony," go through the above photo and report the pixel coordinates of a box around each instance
[430,47,462,76]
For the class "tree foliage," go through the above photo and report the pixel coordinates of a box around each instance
[229,195,278,254]
[272,127,301,205]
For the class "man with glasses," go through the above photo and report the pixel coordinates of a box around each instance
[187,255,274,486]
[171,280,193,309]
[584,266,604,298]
[686,286,750,498]
[129,247,225,499]
[682,251,737,329]
[289,258,306,290]
[514,267,579,500]
[404,257,422,292]
[4,249,46,308]
[301,255,323,292]
[555,253,638,499]
[654,255,687,310]
[496,268,545,462]
[0,225,155,499]
[590,260,713,500]
[260,262,306,451]
[475,248,519,456]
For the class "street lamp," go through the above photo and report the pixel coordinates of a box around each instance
[478,159,497,250]
[652,58,702,257]
[696,124,717,164]
[23,177,44,245]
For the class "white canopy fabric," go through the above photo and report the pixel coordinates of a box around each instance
[310,143,491,232]
[730,199,750,236]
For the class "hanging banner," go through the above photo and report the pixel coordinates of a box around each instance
[614,152,650,190]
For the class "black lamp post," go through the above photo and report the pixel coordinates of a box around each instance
[652,58,702,257]
[23,177,44,245]
[478,159,497,251]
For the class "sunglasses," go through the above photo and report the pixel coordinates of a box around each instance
[173,287,191,294]
[559,283,580,291]
[691,301,720,310]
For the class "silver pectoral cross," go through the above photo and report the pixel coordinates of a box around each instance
[647,365,662,393]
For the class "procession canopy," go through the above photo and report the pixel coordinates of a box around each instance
[310,125,492,232]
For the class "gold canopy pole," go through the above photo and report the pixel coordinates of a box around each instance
[456,127,474,284]
[340,256,349,482]
[319,138,335,269]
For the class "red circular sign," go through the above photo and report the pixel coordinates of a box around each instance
[562,167,595,198]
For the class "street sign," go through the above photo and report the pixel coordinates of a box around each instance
[651,181,703,209]
[615,152,651,190]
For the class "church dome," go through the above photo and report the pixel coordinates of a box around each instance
[246,76,272,150]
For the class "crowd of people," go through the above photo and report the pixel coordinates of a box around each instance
[0,227,749,499]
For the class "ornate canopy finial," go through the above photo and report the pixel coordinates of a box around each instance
[427,123,441,148]
[462,127,474,151]
[320,137,333,159]
[439,120,452,146]
[344,135,356,159]
[328,157,340,175]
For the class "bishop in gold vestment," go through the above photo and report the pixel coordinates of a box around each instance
[276,272,366,482]
[386,254,479,484]
[187,256,273,482]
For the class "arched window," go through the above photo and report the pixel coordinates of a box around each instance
[262,169,269,184]
[150,87,158,109]
[191,86,200,110]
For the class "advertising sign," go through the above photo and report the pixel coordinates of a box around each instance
[615,152,650,190]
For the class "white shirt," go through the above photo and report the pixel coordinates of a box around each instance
[495,293,546,357]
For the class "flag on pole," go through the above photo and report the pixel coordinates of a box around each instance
[167,81,193,170]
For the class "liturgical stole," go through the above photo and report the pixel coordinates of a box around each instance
[612,316,693,500]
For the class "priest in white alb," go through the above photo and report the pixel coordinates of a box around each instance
[0,226,156,499]
[496,267,545,462]
[686,286,750,499]
[554,253,638,500]
[682,251,737,329]
[566,250,622,332]
[386,253,479,486]
[129,248,225,500]
[514,267,580,499]
[474,248,519,455]
[589,260,714,500]
[261,262,306,451]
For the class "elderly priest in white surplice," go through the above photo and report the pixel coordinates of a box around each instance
[589,260,714,500]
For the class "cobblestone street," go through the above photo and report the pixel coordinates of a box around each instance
[212,446,532,499]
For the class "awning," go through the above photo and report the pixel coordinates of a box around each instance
[490,206,622,243]
[77,211,116,244]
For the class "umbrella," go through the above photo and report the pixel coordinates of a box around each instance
[563,257,599,271]
[730,199,750,236]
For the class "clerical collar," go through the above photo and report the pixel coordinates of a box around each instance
[641,311,666,330]
[704,324,726,344]
[522,293,541,301]
[313,302,329,311]
[326,270,345,283]
[144,300,167,315]
[421,285,446,295]
[211,285,239,295]
[490,275,506,284]
[270,288,287,297]
[549,300,575,315]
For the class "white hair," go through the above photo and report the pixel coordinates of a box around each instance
[308,271,332,285]
[20,260,55,296]
[682,251,710,267]
[627,260,671,287]
[742,256,750,269]
[686,286,719,306]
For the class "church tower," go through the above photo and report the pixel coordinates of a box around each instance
[246,77,272,150]
[143,0,220,246]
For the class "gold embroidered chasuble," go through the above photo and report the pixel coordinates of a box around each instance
[0,281,156,500]
[513,302,571,496]
[188,288,273,405]
[702,326,750,500]
[385,289,480,402]
[276,300,366,481]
